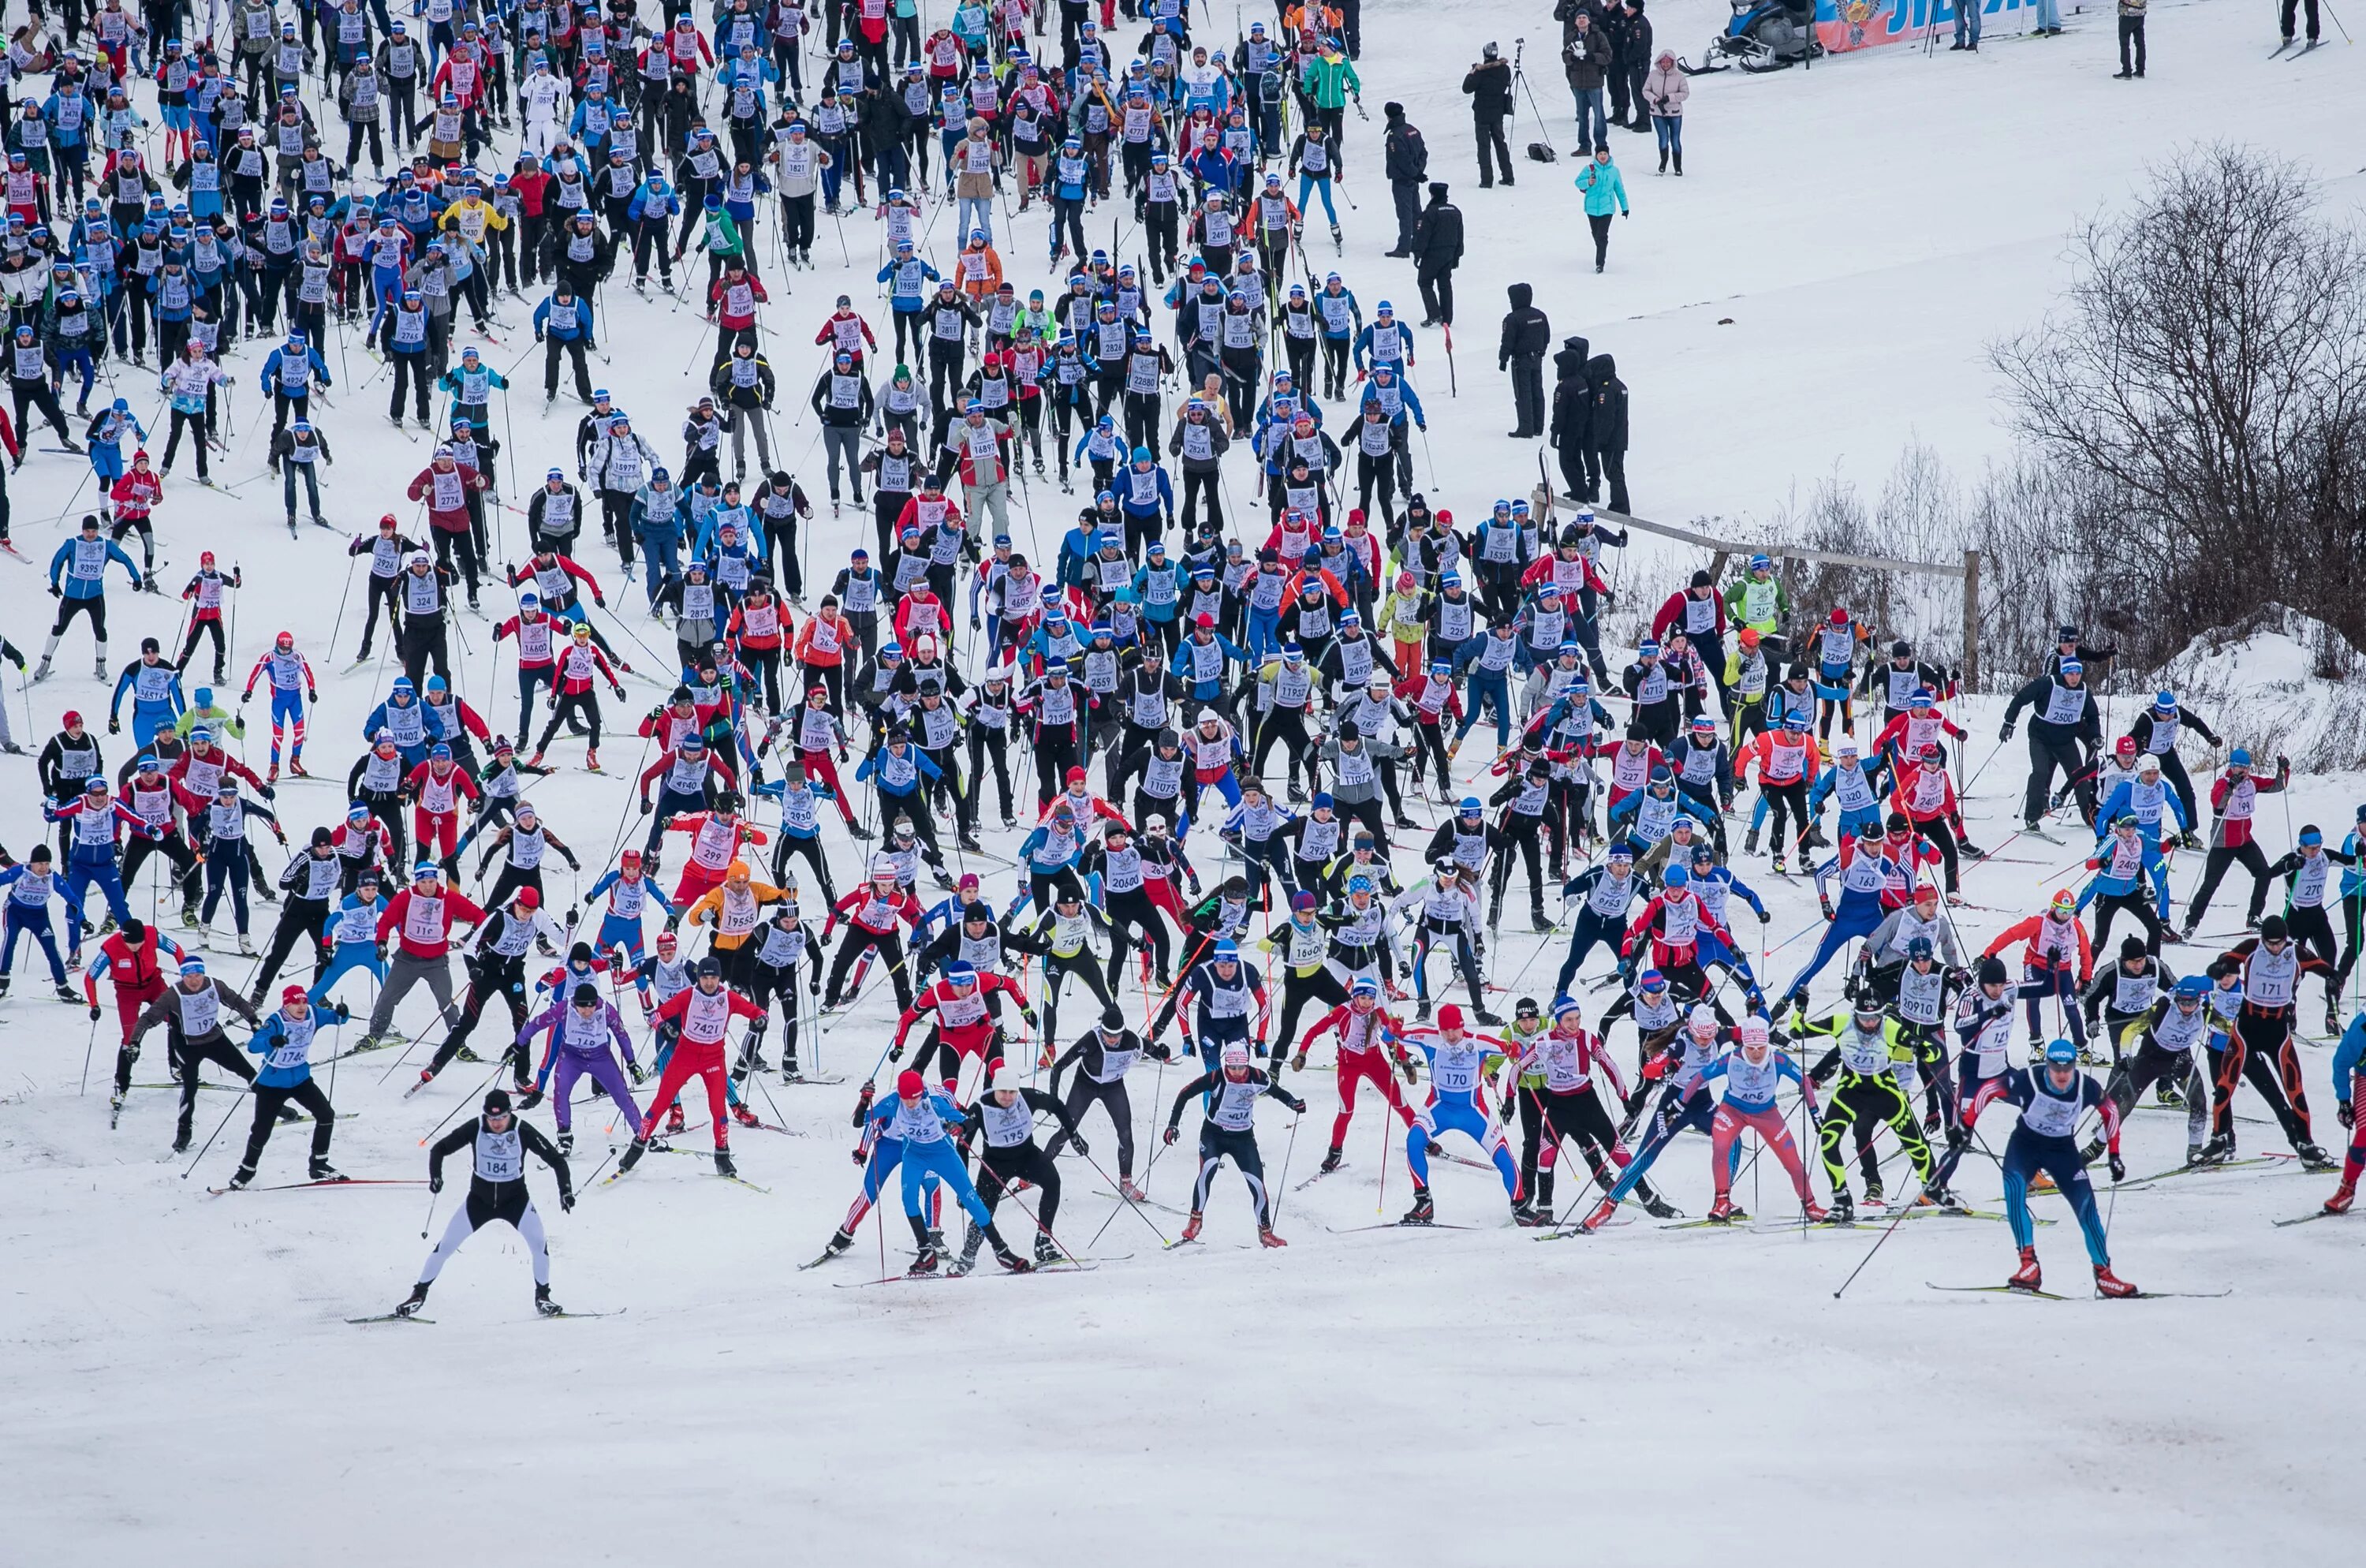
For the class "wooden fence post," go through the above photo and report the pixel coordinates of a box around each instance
[1961,548,1982,691]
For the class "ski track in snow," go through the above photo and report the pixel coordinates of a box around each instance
[0,0,2359,1558]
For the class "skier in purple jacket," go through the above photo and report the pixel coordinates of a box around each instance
[522,981,645,1153]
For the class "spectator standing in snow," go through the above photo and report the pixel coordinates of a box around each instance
[1549,335,1593,501]
[1562,16,1611,156]
[1586,353,1630,513]
[2114,0,2146,76]
[1461,44,1514,190]
[1575,146,1629,273]
[1643,50,1688,174]
[1381,102,1428,258]
[1617,0,1655,134]
[1412,183,1463,328]
[1498,285,1551,439]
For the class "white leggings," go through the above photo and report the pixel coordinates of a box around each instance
[420,1196,550,1286]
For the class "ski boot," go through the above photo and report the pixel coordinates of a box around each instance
[309,1159,344,1182]
[226,1164,257,1190]
[2009,1246,2043,1291]
[2192,1133,2234,1167]
[1862,1178,1885,1208]
[666,1102,688,1134]
[535,1283,565,1316]
[1641,1194,1681,1219]
[714,1147,738,1178]
[236,933,257,956]
[1319,1146,1343,1173]
[54,984,78,1003]
[1032,1233,1062,1266]
[1743,827,1760,856]
[557,1129,573,1155]
[2093,1265,2138,1299]
[1578,1197,1618,1232]
[2296,1142,2336,1173]
[1414,999,1433,1022]
[730,1102,760,1128]
[394,1282,431,1317]
[824,1226,857,1256]
[617,1137,649,1172]
[992,1241,1033,1272]
[1512,1201,1547,1227]
[1180,1210,1204,1242]
[1401,1187,1435,1225]
[1118,1177,1149,1201]
[907,1245,940,1275]
[2155,1081,2184,1108]
[584,748,599,771]
[1258,1226,1288,1247]
[1705,1196,1741,1223]
[950,1224,983,1276]
[1826,1189,1854,1224]
[1771,852,1786,875]
[1530,907,1554,934]
[2323,1182,2356,1215]
[1925,1185,1963,1211]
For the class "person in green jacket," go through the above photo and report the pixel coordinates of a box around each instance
[1574,147,1629,273]
[1723,552,1792,655]
[1298,41,1362,142]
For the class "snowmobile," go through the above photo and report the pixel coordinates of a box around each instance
[1688,0,1824,72]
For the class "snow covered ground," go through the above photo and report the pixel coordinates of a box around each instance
[3,0,2363,1559]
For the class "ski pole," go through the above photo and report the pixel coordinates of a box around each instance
[416,1061,509,1146]
[1065,1130,1173,1247]
[78,1010,99,1096]
[181,1083,252,1179]
[1265,1110,1304,1229]
[420,1183,438,1238]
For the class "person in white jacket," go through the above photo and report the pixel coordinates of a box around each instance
[1641,50,1689,176]
[517,58,569,159]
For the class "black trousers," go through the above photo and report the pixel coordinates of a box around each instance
[429,955,530,1077]
[976,1139,1062,1234]
[252,894,330,994]
[1389,179,1420,252]
[2090,888,2167,959]
[823,926,912,1011]
[175,1029,260,1143]
[1192,1121,1271,1223]
[1474,115,1513,185]
[1509,351,1545,436]
[2118,13,2145,69]
[2021,729,2089,826]
[2184,838,2272,929]
[1048,1072,1134,1176]
[1042,950,1111,1050]
[239,1076,336,1171]
[1416,263,1454,326]
[1102,887,1173,989]
[534,690,602,752]
[1528,1082,1657,1209]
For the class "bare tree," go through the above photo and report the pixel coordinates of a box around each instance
[1990,144,2366,666]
